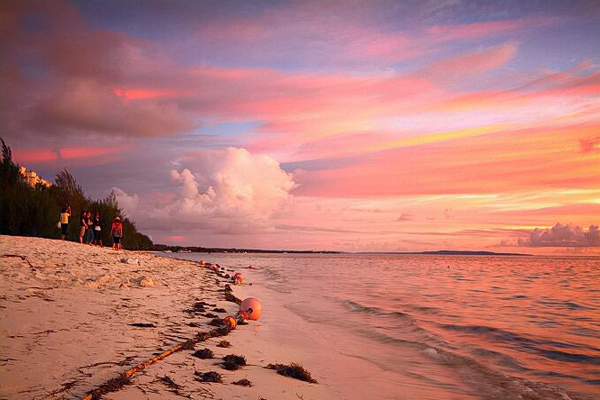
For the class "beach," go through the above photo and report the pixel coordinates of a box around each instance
[0,235,328,400]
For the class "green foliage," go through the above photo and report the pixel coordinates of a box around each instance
[0,138,153,249]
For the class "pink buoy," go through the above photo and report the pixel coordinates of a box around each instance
[239,297,262,321]
[233,272,244,284]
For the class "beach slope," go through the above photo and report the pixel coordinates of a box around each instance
[0,235,325,400]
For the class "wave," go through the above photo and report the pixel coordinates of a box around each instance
[342,299,410,319]
[439,323,600,359]
[342,300,585,400]
[422,347,578,400]
[351,324,578,400]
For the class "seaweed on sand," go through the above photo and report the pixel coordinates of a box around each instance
[194,371,222,383]
[192,348,214,359]
[88,375,131,398]
[209,318,222,326]
[232,378,253,387]
[217,340,231,348]
[204,312,218,318]
[221,354,246,370]
[213,307,227,313]
[224,292,241,304]
[159,375,181,390]
[185,302,207,314]
[181,340,196,350]
[267,363,318,383]
[128,323,155,328]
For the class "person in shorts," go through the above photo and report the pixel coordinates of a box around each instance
[110,216,123,250]
[59,205,71,240]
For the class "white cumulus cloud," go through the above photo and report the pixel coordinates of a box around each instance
[114,147,296,234]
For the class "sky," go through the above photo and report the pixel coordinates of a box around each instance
[1,0,600,254]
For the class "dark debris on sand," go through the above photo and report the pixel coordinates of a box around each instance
[221,354,246,370]
[213,307,227,313]
[181,340,196,350]
[194,371,222,383]
[159,375,181,390]
[224,292,241,304]
[128,322,155,328]
[232,378,253,387]
[267,363,318,383]
[185,301,210,314]
[209,318,222,326]
[87,375,131,398]
[192,348,214,359]
[204,312,218,318]
[217,340,231,348]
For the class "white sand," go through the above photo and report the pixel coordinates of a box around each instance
[0,235,329,400]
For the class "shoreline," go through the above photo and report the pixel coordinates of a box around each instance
[0,235,328,400]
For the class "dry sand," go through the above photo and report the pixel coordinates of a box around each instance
[0,235,329,400]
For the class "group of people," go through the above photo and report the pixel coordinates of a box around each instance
[59,205,124,250]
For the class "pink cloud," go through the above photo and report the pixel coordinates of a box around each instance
[424,43,519,78]
[12,149,57,163]
[12,146,124,164]
[60,146,123,159]
[427,18,547,42]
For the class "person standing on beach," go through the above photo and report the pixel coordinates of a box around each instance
[93,212,103,247]
[110,216,123,250]
[59,205,71,240]
[79,210,88,244]
[85,211,94,245]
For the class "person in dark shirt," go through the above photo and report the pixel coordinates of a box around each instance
[93,212,103,247]
[85,211,94,245]
[79,210,88,244]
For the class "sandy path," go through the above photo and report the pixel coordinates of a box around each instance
[0,235,327,400]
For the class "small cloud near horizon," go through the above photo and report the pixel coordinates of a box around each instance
[397,212,414,221]
[501,223,600,248]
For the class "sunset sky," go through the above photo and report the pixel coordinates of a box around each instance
[2,0,599,253]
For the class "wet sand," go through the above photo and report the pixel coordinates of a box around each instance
[0,235,327,400]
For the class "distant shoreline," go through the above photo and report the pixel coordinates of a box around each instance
[153,245,532,257]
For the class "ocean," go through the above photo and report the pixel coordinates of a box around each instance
[158,252,600,400]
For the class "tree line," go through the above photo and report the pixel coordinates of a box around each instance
[0,138,153,250]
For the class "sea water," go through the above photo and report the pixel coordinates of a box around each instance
[159,253,600,400]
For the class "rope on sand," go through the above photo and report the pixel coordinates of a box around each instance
[79,265,249,399]
[79,295,242,400]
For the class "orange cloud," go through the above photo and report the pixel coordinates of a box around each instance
[113,87,192,101]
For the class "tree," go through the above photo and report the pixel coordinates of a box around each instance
[0,138,154,249]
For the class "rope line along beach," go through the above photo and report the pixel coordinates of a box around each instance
[78,268,244,400]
